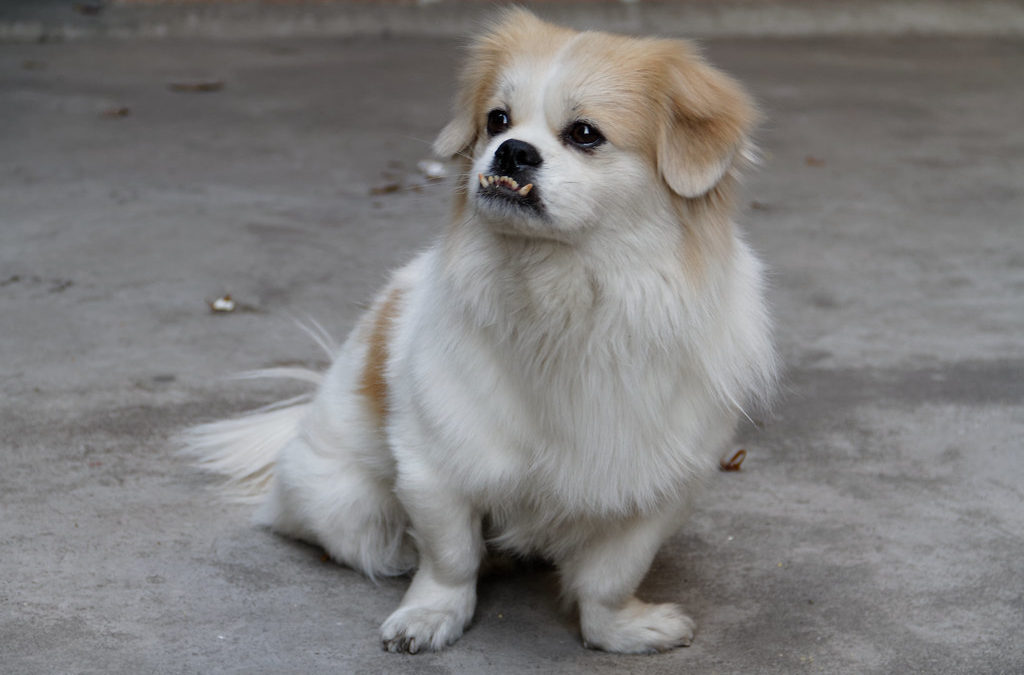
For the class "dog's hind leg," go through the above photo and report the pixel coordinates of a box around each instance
[256,432,416,580]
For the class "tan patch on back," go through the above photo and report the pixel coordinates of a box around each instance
[359,286,404,426]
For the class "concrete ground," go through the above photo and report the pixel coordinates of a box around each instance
[4,0,1024,41]
[1,23,1023,675]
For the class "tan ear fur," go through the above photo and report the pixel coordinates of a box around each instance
[657,49,757,198]
[433,9,533,159]
[431,28,500,159]
[431,51,487,159]
[433,9,569,159]
[433,116,476,160]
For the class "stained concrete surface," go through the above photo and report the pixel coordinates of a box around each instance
[1,31,1023,675]
[5,0,1024,41]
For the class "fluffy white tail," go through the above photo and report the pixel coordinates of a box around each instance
[178,367,321,504]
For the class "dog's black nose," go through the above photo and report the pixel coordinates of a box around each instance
[494,139,542,174]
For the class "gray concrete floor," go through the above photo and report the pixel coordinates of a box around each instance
[1,31,1022,674]
[5,0,1024,41]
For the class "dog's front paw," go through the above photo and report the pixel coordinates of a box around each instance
[581,599,696,654]
[380,606,468,654]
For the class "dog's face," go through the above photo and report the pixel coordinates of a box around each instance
[435,10,756,242]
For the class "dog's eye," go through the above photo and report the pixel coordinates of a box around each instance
[486,109,510,136]
[565,121,605,150]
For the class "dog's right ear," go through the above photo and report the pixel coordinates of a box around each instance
[433,8,545,159]
[433,94,479,160]
[432,27,504,159]
[433,45,486,158]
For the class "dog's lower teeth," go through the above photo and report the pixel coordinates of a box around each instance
[518,184,533,196]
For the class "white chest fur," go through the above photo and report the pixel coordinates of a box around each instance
[384,233,758,526]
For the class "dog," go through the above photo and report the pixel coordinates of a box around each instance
[182,8,776,654]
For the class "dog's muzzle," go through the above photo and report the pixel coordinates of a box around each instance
[478,139,543,211]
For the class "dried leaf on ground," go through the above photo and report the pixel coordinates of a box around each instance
[369,183,402,196]
[169,80,225,93]
[720,449,747,472]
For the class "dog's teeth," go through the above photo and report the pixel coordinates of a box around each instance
[480,173,531,196]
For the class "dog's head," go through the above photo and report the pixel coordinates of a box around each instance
[435,9,756,242]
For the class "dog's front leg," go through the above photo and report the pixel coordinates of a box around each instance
[380,462,483,654]
[560,508,695,654]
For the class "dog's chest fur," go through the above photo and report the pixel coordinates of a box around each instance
[385,235,735,535]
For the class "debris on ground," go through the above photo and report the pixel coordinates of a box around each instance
[207,294,236,313]
[169,80,225,93]
[369,183,402,196]
[720,449,747,472]
[72,2,104,16]
[102,106,131,118]
[416,159,446,180]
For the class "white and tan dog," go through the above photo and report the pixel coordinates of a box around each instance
[183,9,776,654]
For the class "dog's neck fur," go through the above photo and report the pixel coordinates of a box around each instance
[441,188,734,372]
[434,171,775,439]
[442,171,739,325]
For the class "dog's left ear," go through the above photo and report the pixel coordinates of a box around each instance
[433,93,478,159]
[657,48,757,198]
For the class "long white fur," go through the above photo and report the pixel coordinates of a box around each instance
[181,10,776,655]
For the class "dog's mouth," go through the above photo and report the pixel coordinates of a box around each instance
[478,173,534,197]
[477,173,542,213]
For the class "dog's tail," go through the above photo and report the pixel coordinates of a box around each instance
[179,318,337,502]
[178,367,321,504]
[180,319,337,501]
